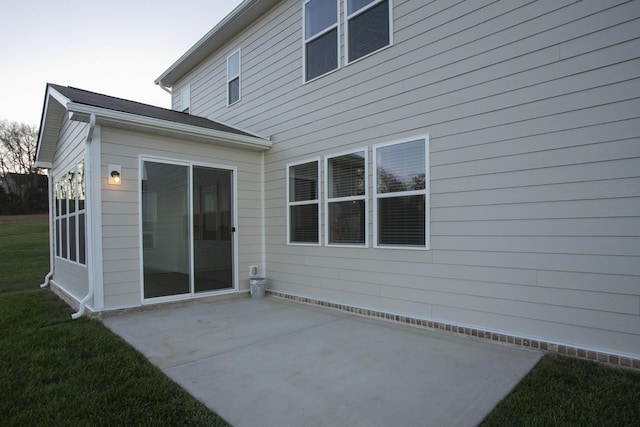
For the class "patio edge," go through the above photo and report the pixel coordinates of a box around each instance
[267,290,640,371]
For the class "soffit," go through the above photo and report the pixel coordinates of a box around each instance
[155,0,282,88]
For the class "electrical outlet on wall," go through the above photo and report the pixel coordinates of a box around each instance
[250,265,258,276]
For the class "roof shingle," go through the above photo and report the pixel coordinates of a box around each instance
[49,84,255,138]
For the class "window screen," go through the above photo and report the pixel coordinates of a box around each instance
[288,160,320,244]
[55,162,87,264]
[374,138,428,248]
[347,0,391,63]
[304,0,338,81]
[326,150,367,245]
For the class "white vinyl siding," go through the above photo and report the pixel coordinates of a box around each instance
[99,127,264,309]
[172,0,640,358]
[325,148,367,246]
[287,158,321,245]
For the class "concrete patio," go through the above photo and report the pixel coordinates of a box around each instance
[103,296,542,427]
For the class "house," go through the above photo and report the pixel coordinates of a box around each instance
[35,0,640,366]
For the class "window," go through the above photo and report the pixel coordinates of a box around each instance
[346,0,392,63]
[325,149,367,246]
[373,137,429,249]
[180,85,191,113]
[287,159,320,244]
[227,50,241,105]
[304,0,339,81]
[55,161,87,264]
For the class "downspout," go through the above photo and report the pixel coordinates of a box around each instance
[40,172,54,288]
[72,114,96,319]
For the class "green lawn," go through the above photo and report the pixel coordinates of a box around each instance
[1,219,639,426]
[0,220,50,293]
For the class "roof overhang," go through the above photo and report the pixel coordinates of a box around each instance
[66,102,272,151]
[34,87,68,168]
[34,85,272,169]
[155,0,281,88]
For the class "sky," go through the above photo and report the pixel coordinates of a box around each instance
[0,0,244,126]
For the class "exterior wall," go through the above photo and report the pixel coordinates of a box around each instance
[174,0,640,357]
[99,127,264,309]
[51,116,89,300]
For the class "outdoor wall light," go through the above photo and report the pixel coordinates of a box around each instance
[108,164,122,186]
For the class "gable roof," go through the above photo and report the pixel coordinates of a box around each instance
[35,84,271,168]
[156,0,281,88]
[49,84,256,137]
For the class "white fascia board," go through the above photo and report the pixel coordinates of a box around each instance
[155,0,280,88]
[66,102,272,151]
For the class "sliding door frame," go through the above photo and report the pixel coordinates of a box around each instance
[139,155,238,305]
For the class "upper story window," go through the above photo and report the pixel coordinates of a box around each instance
[227,49,241,105]
[304,0,339,81]
[346,0,392,63]
[287,159,321,245]
[180,85,190,113]
[373,137,429,249]
[325,149,367,246]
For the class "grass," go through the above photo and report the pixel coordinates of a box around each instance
[0,220,50,293]
[0,219,229,426]
[481,354,640,426]
[1,219,639,426]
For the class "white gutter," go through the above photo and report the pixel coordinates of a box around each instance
[72,114,96,319]
[67,102,272,151]
[157,81,172,94]
[40,172,54,288]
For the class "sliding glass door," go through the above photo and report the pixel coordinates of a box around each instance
[142,160,234,300]
[193,166,233,293]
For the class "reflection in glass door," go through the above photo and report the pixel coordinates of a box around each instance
[193,167,233,292]
[142,162,190,299]
[142,161,234,299]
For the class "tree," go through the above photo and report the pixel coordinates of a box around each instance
[0,120,47,214]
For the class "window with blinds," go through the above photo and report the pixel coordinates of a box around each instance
[346,0,391,63]
[304,0,339,81]
[326,150,367,246]
[287,159,321,244]
[374,137,429,249]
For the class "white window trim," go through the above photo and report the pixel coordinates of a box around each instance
[227,49,241,106]
[138,155,240,303]
[344,0,394,65]
[54,161,87,266]
[372,135,430,250]
[302,0,341,83]
[286,157,322,246]
[324,147,368,247]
